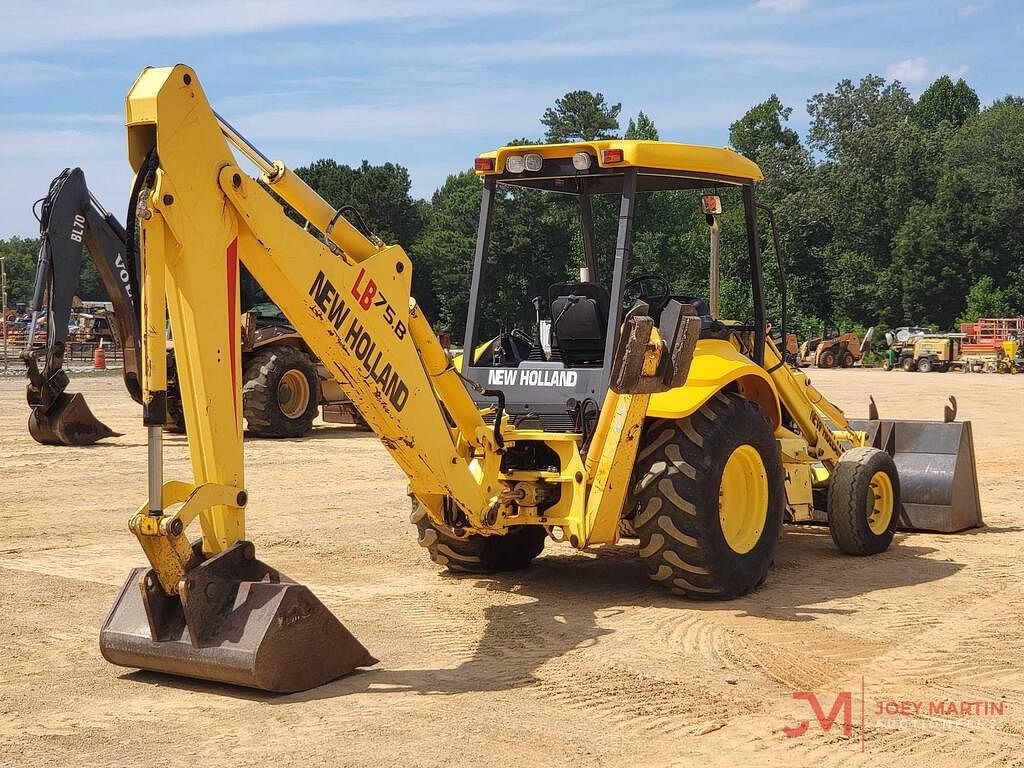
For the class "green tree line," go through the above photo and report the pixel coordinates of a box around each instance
[4,73,1022,342]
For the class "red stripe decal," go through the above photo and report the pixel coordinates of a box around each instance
[226,237,239,425]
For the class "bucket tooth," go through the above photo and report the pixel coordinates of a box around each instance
[850,417,983,533]
[99,541,377,693]
[28,392,119,446]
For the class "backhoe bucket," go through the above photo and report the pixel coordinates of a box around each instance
[849,418,983,532]
[28,392,120,446]
[100,541,377,693]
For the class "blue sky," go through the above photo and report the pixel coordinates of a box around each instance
[1,0,1021,237]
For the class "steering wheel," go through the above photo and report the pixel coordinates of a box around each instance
[623,273,671,314]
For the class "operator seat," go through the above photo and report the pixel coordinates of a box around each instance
[549,282,610,365]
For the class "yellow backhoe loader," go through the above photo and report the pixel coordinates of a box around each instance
[99,65,982,693]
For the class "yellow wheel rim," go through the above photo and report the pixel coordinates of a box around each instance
[867,470,894,535]
[719,445,769,554]
[277,369,310,419]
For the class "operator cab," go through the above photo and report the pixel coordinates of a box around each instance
[460,141,773,434]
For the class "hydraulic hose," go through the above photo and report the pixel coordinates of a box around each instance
[125,147,159,331]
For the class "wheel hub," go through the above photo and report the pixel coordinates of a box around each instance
[867,470,894,535]
[719,444,769,554]
[277,369,310,419]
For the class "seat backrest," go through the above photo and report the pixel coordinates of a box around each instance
[548,282,610,365]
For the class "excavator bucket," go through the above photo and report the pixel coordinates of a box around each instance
[28,392,120,446]
[100,541,377,693]
[849,415,983,533]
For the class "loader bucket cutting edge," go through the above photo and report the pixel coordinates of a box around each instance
[849,418,983,533]
[99,541,377,693]
[28,392,120,446]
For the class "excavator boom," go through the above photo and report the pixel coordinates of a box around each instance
[101,66,502,691]
[24,168,141,445]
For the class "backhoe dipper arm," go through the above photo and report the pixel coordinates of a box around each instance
[125,65,498,577]
[24,168,142,445]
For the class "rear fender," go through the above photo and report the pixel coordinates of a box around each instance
[647,338,781,428]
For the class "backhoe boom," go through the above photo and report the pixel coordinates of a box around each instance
[24,167,142,445]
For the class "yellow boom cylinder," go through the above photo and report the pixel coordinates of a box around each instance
[263,163,380,264]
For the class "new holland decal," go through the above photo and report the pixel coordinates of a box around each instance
[308,269,409,411]
[486,368,578,387]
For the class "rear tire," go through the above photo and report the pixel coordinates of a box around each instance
[917,356,933,373]
[881,359,893,372]
[840,350,855,368]
[164,349,186,433]
[243,346,320,438]
[629,393,785,599]
[410,500,546,573]
[828,447,899,556]
[818,349,836,368]
[901,357,917,372]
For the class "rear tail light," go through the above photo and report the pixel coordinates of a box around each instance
[474,157,495,171]
[601,148,624,164]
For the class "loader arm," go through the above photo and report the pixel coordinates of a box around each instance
[24,168,142,445]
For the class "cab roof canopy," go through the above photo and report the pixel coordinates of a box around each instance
[474,139,763,195]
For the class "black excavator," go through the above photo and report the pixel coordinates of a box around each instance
[23,168,364,446]
[23,168,142,445]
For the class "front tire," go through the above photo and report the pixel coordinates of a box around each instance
[818,349,836,368]
[629,393,785,599]
[828,447,899,555]
[410,500,546,573]
[917,356,933,373]
[242,346,320,438]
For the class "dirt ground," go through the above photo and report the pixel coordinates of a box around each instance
[1,368,1023,767]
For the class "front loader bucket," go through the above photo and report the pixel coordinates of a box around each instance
[99,541,377,693]
[849,418,983,533]
[28,392,120,446]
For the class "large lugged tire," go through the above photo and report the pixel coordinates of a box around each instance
[827,447,899,555]
[917,356,933,373]
[164,349,186,433]
[818,349,836,368]
[629,393,785,599]
[242,345,320,438]
[410,500,546,573]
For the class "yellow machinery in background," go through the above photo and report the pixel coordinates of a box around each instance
[99,66,981,693]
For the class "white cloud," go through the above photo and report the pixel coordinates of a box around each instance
[886,57,969,85]
[0,129,128,237]
[752,0,810,13]
[0,1,548,52]
[886,57,930,83]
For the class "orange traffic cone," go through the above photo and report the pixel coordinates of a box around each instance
[93,339,107,370]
